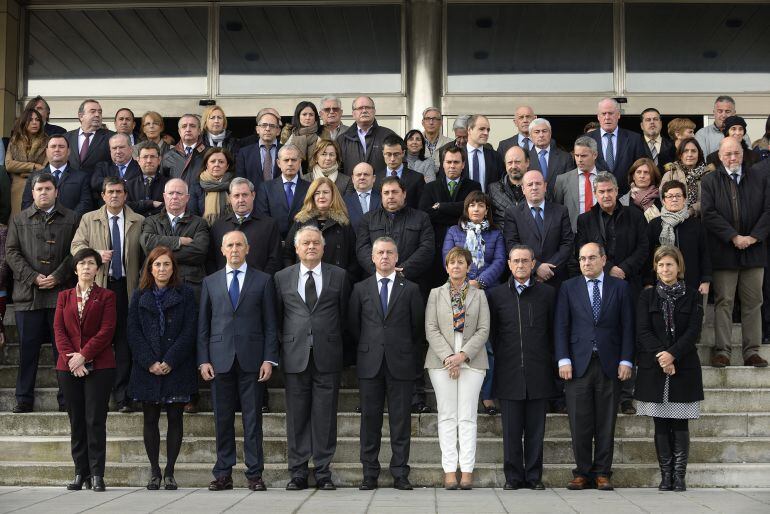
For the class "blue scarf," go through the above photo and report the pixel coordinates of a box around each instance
[152,286,169,336]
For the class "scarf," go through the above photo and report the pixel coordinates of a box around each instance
[153,286,169,337]
[658,206,689,246]
[406,154,422,167]
[449,280,470,332]
[683,163,710,210]
[207,131,226,147]
[630,185,659,211]
[199,170,234,225]
[656,280,686,338]
[462,220,489,272]
[312,163,339,179]
[297,123,318,136]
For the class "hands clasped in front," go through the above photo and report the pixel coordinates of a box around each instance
[558,363,633,381]
[443,352,466,380]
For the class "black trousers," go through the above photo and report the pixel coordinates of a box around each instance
[58,368,114,477]
[211,357,265,480]
[499,398,547,484]
[284,353,340,481]
[359,359,413,480]
[107,278,131,405]
[564,355,620,479]
[16,309,63,407]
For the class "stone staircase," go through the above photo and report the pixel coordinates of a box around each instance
[0,308,769,488]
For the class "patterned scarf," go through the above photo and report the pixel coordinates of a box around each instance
[630,185,659,211]
[462,220,489,272]
[683,164,710,210]
[199,170,234,225]
[153,286,169,337]
[656,280,686,338]
[449,280,469,332]
[658,206,689,246]
[312,163,339,179]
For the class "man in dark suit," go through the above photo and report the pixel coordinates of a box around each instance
[348,236,424,491]
[419,145,481,288]
[555,242,635,491]
[64,99,114,174]
[198,230,278,492]
[162,114,206,189]
[208,177,280,275]
[274,225,350,491]
[375,134,425,210]
[113,107,139,146]
[527,118,575,195]
[255,144,310,241]
[236,111,282,189]
[640,108,676,169]
[504,170,573,289]
[22,135,93,215]
[587,98,646,194]
[488,245,557,490]
[338,96,397,175]
[343,162,380,232]
[497,105,536,161]
[126,142,167,216]
[463,115,504,193]
[91,133,142,205]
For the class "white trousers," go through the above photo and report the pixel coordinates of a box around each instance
[428,367,485,473]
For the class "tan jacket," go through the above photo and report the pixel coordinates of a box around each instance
[71,205,145,299]
[424,284,490,370]
[5,137,48,217]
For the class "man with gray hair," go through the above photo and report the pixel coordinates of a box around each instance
[255,144,310,240]
[319,96,349,141]
[695,95,753,155]
[236,109,283,188]
[91,133,141,205]
[527,117,575,192]
[497,105,537,160]
[338,96,397,175]
[553,136,604,231]
[64,99,114,173]
[162,114,206,188]
[437,114,471,165]
[421,107,453,166]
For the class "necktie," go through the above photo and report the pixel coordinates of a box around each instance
[144,175,152,187]
[472,149,480,183]
[79,133,92,163]
[284,181,294,208]
[229,269,240,309]
[532,206,544,235]
[538,149,548,179]
[359,192,369,213]
[522,137,531,151]
[171,216,180,232]
[53,169,61,183]
[118,164,126,179]
[517,283,526,295]
[380,277,390,315]
[390,169,398,177]
[185,146,193,158]
[582,171,594,213]
[591,279,601,324]
[262,146,273,182]
[648,140,658,164]
[731,172,740,185]
[111,215,123,278]
[448,180,457,197]
[305,270,317,310]
[604,133,615,172]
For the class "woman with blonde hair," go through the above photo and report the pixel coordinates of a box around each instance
[201,105,240,158]
[189,147,235,225]
[302,139,353,195]
[5,107,48,216]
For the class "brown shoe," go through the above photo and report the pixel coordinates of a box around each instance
[711,354,730,368]
[208,475,233,491]
[744,354,769,368]
[596,476,614,491]
[566,476,592,490]
[184,402,199,414]
[248,477,266,491]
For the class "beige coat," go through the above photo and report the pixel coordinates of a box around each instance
[424,284,490,370]
[4,137,47,217]
[70,205,145,299]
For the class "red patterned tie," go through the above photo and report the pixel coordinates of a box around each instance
[79,132,92,163]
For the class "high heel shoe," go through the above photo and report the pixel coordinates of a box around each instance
[444,472,458,490]
[459,472,473,490]
[66,474,92,490]
[92,476,106,492]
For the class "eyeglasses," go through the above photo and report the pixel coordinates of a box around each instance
[664,194,684,199]
[510,258,532,264]
[423,117,441,122]
[257,123,279,130]
[321,107,341,113]
[353,105,374,112]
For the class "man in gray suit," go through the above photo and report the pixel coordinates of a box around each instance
[553,136,603,232]
[198,230,278,492]
[274,225,350,491]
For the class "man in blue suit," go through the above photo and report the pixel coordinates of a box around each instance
[236,111,282,189]
[255,144,309,241]
[554,241,634,491]
[198,230,279,492]
[343,162,380,232]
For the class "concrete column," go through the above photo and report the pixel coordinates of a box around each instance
[406,0,442,131]
[0,0,20,136]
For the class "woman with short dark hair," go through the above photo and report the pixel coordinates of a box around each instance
[189,147,235,225]
[660,138,715,217]
[404,129,437,182]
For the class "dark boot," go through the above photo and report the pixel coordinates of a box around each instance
[672,430,689,492]
[654,434,674,491]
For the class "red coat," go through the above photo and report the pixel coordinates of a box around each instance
[54,285,117,372]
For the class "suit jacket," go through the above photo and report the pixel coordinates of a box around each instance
[274,263,350,374]
[235,141,282,189]
[375,166,425,210]
[343,189,381,232]
[22,165,93,215]
[54,285,117,371]
[554,275,635,379]
[503,201,574,286]
[140,210,210,285]
[44,123,66,136]
[348,274,424,380]
[588,128,646,194]
[207,212,281,275]
[255,177,310,240]
[553,168,604,232]
[461,146,504,192]
[641,136,676,170]
[197,266,279,373]
[91,160,142,204]
[301,170,353,196]
[496,134,532,162]
[64,128,114,173]
[125,174,167,216]
[161,141,206,188]
[419,176,482,251]
[527,142,575,194]
[338,121,397,175]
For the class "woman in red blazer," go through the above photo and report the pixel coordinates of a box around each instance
[55,248,116,493]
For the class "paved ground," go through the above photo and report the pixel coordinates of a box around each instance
[1,487,769,513]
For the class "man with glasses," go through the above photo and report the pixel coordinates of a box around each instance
[421,107,452,167]
[319,96,348,141]
[497,106,536,161]
[236,111,283,188]
[339,96,397,175]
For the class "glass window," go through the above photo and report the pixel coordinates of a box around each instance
[446,3,614,93]
[26,7,209,97]
[626,3,770,92]
[218,4,402,95]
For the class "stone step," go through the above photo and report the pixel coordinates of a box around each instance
[1,412,768,439]
[1,435,769,465]
[696,343,770,366]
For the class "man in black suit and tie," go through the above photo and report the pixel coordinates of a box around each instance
[504,170,574,289]
[198,230,277,492]
[64,99,114,174]
[126,142,167,216]
[236,111,282,189]
[343,163,380,232]
[587,98,646,194]
[464,115,504,193]
[255,144,310,241]
[22,135,93,215]
[274,225,350,491]
[527,118,575,196]
[349,236,424,491]
[640,108,675,169]
[375,135,425,210]
[555,242,635,491]
[497,105,536,161]
[91,134,141,205]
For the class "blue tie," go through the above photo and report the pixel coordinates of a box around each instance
[118,164,126,179]
[532,206,544,236]
[380,277,390,315]
[517,283,526,295]
[110,215,122,278]
[359,192,369,213]
[731,172,740,185]
[604,133,615,172]
[472,149,480,183]
[229,269,240,310]
[285,181,294,208]
[538,150,548,179]
[591,279,601,324]
[53,169,62,183]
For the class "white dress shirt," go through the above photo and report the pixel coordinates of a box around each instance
[599,127,619,162]
[578,167,599,214]
[375,271,397,303]
[298,262,322,302]
[466,143,487,192]
[78,128,95,156]
[225,262,248,291]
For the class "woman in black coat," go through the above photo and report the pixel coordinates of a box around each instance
[128,246,198,491]
[635,245,704,493]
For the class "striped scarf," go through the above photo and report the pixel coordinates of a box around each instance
[449,280,469,332]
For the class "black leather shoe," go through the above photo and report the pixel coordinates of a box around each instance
[286,477,308,490]
[359,478,378,490]
[394,477,413,490]
[58,404,67,412]
[247,477,266,491]
[117,402,134,413]
[164,475,178,490]
[67,474,92,490]
[528,480,546,490]
[12,403,32,413]
[483,404,499,416]
[184,402,199,414]
[208,475,233,491]
[316,478,336,490]
[503,480,522,490]
[92,476,106,492]
[261,406,270,413]
[147,475,161,490]
[411,402,431,414]
[620,400,636,415]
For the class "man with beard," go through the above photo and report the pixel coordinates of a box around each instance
[488,146,528,231]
